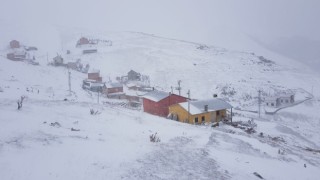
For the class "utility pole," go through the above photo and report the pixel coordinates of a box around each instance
[97,89,100,104]
[46,52,48,64]
[68,69,71,96]
[258,90,261,118]
[61,39,64,52]
[187,90,190,123]
[176,80,182,96]
[171,86,173,94]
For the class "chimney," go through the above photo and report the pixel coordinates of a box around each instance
[204,105,208,112]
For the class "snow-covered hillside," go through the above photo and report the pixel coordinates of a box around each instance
[1,25,320,180]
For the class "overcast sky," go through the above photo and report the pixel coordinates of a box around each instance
[1,0,319,67]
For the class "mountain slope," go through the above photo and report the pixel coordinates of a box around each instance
[1,26,320,180]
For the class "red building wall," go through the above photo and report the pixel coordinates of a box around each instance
[107,87,123,94]
[78,37,89,45]
[143,94,187,117]
[10,40,20,49]
[88,73,102,82]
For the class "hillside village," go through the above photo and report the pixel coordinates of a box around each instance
[1,31,320,180]
[1,37,254,128]
[2,36,313,128]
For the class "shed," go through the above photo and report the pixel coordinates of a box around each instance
[7,51,26,61]
[88,70,102,82]
[10,40,20,49]
[53,55,64,65]
[104,82,123,94]
[82,79,104,92]
[128,70,141,81]
[77,37,90,46]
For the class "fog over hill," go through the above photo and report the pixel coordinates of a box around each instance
[0,0,319,70]
[1,1,320,180]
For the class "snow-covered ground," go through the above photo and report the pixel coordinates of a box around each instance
[1,25,320,179]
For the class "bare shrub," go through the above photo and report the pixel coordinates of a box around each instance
[17,96,26,110]
[90,109,100,115]
[221,85,236,96]
[150,133,161,143]
[50,122,61,128]
[71,128,80,131]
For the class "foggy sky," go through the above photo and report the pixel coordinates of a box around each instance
[1,0,319,67]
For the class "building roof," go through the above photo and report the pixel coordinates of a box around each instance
[143,91,170,102]
[264,97,277,102]
[53,55,63,60]
[277,93,294,99]
[264,93,294,102]
[12,51,26,56]
[128,70,139,75]
[178,98,233,115]
[90,82,104,87]
[107,82,123,88]
[88,69,100,73]
[10,40,19,44]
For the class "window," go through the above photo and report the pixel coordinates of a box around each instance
[266,103,269,106]
[285,100,289,103]
[195,117,198,123]
[281,100,283,103]
[216,111,220,116]
[201,116,205,122]
[271,103,274,106]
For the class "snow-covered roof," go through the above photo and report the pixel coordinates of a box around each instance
[126,81,146,87]
[143,91,170,102]
[88,69,100,73]
[12,51,25,56]
[107,82,123,88]
[264,97,277,102]
[53,55,63,60]
[126,82,140,88]
[83,79,97,83]
[178,98,233,115]
[277,93,294,98]
[264,93,294,102]
[90,82,104,87]
[107,92,125,95]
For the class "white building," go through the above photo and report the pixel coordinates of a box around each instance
[265,93,295,108]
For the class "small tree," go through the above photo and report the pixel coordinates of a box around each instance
[17,96,25,110]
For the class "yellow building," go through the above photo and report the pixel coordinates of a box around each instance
[168,98,233,124]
